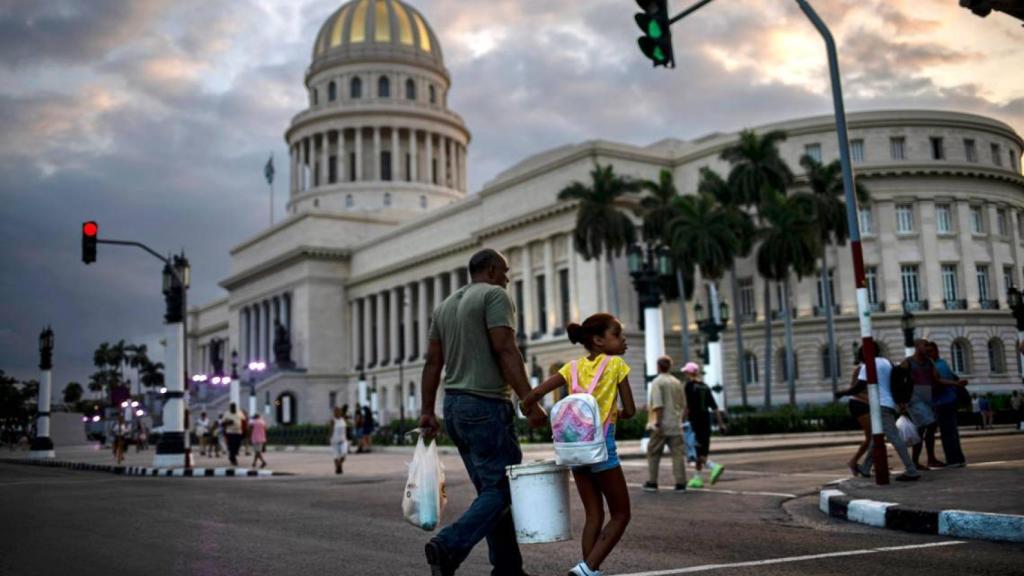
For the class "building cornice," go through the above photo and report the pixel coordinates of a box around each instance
[852,163,1024,186]
[285,103,469,144]
[220,245,350,291]
[229,211,399,256]
[187,320,229,340]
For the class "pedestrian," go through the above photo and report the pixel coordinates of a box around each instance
[856,352,920,481]
[971,393,982,429]
[114,414,129,465]
[250,413,267,469]
[643,355,688,492]
[1011,390,1023,430]
[524,312,636,576]
[981,393,994,429]
[241,408,252,457]
[196,411,210,457]
[136,423,148,452]
[681,362,727,488]
[331,405,349,474]
[352,405,365,453]
[926,341,967,468]
[360,404,374,453]
[834,348,872,477]
[222,403,245,466]
[898,339,958,470]
[419,249,547,576]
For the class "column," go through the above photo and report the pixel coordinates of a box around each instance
[449,270,460,294]
[403,284,415,361]
[352,299,361,369]
[154,318,186,467]
[418,278,430,358]
[439,135,447,188]
[389,287,400,363]
[567,238,579,323]
[337,127,346,182]
[457,144,465,192]
[957,200,980,307]
[426,132,434,185]
[283,293,291,332]
[252,305,260,362]
[391,127,399,182]
[30,363,54,459]
[355,128,364,181]
[363,296,374,368]
[919,201,943,310]
[544,237,556,335]
[301,138,308,191]
[373,127,381,181]
[522,244,535,338]
[290,145,297,194]
[376,291,386,367]
[433,273,444,308]
[410,129,419,182]
[321,132,329,187]
[264,300,272,362]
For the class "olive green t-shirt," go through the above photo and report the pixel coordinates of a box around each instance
[429,283,516,399]
[649,373,686,436]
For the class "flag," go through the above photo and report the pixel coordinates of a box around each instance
[264,154,275,185]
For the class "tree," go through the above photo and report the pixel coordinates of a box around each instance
[63,382,84,406]
[559,163,641,317]
[127,343,149,396]
[721,129,794,407]
[139,360,165,390]
[797,155,871,397]
[756,190,820,405]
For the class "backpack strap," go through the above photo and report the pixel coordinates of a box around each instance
[570,361,580,394]
[581,356,612,395]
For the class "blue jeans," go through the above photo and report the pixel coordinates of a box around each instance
[935,403,966,465]
[436,393,523,575]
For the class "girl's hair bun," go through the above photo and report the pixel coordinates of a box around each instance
[565,323,585,345]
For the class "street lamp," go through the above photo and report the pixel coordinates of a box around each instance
[30,326,56,459]
[695,292,730,408]
[901,309,916,358]
[628,242,674,385]
[248,360,266,419]
[156,252,190,468]
[229,349,240,409]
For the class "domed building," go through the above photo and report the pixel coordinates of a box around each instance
[186,1,1024,426]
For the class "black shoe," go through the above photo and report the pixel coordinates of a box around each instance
[643,481,658,492]
[896,473,920,482]
[425,540,454,576]
[674,484,687,492]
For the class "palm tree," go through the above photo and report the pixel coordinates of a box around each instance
[637,169,692,361]
[698,167,756,406]
[127,344,149,396]
[756,190,820,405]
[797,155,871,397]
[139,360,165,390]
[63,382,83,407]
[721,129,794,407]
[559,163,641,317]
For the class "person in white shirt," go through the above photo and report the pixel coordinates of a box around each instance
[331,405,350,475]
[856,354,920,481]
[195,412,211,457]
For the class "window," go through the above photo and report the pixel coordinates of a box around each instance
[804,143,822,162]
[964,138,977,162]
[405,78,416,100]
[896,204,914,233]
[328,81,337,101]
[535,275,547,335]
[997,209,1008,236]
[739,278,755,319]
[859,206,873,234]
[988,338,1006,374]
[977,265,991,302]
[865,267,879,304]
[930,137,945,160]
[942,265,959,301]
[901,265,921,304]
[345,194,354,208]
[350,77,362,98]
[329,391,337,410]
[514,280,525,335]
[890,137,906,160]
[970,206,984,234]
[936,204,952,234]
[378,75,390,98]
[328,156,337,184]
[349,152,357,182]
[1004,266,1016,293]
[816,269,835,308]
[383,192,392,207]
[559,268,571,328]
[429,84,436,104]
[992,143,1002,166]
[419,195,427,209]
[851,139,864,163]
[405,153,411,182]
[742,352,758,385]
[381,151,392,181]
[821,345,837,379]
[951,340,969,374]
[778,349,799,381]
[1011,149,1019,172]
[312,88,318,105]
[431,159,439,184]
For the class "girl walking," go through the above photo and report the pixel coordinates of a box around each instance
[250,413,268,469]
[331,405,350,474]
[523,313,636,576]
[835,349,873,477]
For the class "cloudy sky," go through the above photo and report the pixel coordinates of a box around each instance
[1,0,1022,389]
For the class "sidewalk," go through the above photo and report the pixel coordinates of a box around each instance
[820,458,1024,543]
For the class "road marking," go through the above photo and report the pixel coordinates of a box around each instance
[0,478,123,487]
[620,462,840,478]
[610,541,966,576]
[626,482,796,499]
[971,459,1024,467]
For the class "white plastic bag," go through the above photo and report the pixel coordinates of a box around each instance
[896,415,921,446]
[403,434,446,531]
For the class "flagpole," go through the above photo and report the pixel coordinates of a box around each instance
[269,152,274,226]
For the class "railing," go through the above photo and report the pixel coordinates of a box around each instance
[738,312,758,324]
[868,301,885,313]
[902,300,929,312]
[944,299,968,310]
[980,299,1001,310]
[770,309,797,320]
[812,305,843,317]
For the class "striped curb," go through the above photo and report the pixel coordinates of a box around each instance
[820,488,1024,543]
[1,458,289,478]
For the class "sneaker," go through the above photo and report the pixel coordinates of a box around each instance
[642,482,658,492]
[568,561,601,576]
[425,540,455,576]
[709,463,725,485]
[927,459,946,469]
[674,484,687,492]
[687,476,704,489]
[895,473,920,482]
[946,461,966,468]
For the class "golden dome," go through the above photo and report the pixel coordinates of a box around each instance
[312,0,444,72]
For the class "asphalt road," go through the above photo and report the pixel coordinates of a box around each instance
[1,435,1021,576]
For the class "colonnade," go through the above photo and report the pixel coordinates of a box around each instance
[241,293,293,365]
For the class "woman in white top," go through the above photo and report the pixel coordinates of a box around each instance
[331,405,350,475]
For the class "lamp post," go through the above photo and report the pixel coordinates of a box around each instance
[1008,286,1024,383]
[901,309,916,359]
[229,350,240,408]
[627,243,673,387]
[247,361,266,420]
[30,326,56,459]
[695,296,731,409]
[155,253,190,468]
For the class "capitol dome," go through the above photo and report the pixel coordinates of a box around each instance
[311,0,445,76]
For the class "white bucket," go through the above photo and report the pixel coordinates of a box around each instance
[507,459,573,544]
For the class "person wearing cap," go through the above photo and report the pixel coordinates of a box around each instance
[681,362,727,488]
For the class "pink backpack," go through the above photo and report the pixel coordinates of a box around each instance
[549,356,611,466]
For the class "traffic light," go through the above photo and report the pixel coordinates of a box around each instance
[636,0,674,68]
[82,221,98,264]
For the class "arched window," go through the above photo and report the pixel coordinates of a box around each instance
[988,338,1006,373]
[951,339,970,374]
[406,78,416,100]
[350,77,362,99]
[429,84,436,104]
[345,194,354,208]
[378,75,390,98]
[328,81,337,101]
[742,351,758,385]
[276,392,297,426]
[383,192,392,207]
[821,345,836,379]
[312,88,319,105]
[420,195,427,210]
[778,348,799,381]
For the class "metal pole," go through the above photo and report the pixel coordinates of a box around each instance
[795,0,888,484]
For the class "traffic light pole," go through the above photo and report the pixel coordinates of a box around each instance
[659,0,889,484]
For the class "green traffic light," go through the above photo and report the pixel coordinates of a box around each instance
[653,46,665,62]
[648,20,662,39]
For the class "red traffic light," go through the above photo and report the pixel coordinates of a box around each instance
[83,221,98,237]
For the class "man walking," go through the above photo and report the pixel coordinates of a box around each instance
[682,362,727,488]
[858,352,920,481]
[643,356,688,492]
[222,403,245,467]
[927,341,967,467]
[419,249,546,576]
